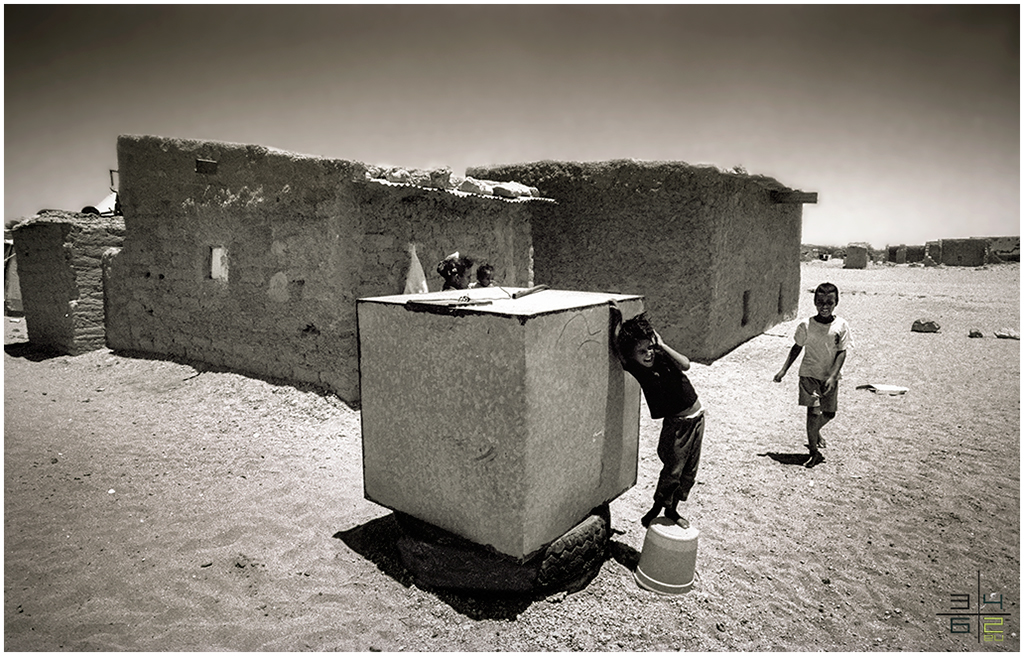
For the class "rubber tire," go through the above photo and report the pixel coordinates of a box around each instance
[535,505,610,590]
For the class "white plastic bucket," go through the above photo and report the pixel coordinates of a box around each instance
[634,517,699,594]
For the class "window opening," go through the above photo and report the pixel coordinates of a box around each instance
[210,246,228,281]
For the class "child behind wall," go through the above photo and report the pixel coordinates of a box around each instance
[473,263,495,288]
[436,252,474,291]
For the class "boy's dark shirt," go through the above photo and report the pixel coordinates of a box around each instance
[623,350,699,419]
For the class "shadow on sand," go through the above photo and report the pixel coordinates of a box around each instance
[334,513,612,620]
[4,341,65,362]
[608,539,641,571]
[757,451,811,466]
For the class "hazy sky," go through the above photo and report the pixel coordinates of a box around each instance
[5,4,1019,248]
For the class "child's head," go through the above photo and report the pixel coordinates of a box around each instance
[618,312,657,368]
[476,264,495,287]
[813,282,839,318]
[437,253,475,289]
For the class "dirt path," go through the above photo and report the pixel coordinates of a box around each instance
[4,262,1019,651]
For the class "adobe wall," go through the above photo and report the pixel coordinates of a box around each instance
[888,245,907,264]
[905,245,925,263]
[886,244,925,263]
[705,173,802,355]
[351,180,535,294]
[983,236,1019,262]
[939,238,988,267]
[467,160,803,362]
[107,135,535,403]
[12,212,125,355]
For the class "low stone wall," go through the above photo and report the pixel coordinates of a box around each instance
[467,160,804,362]
[13,212,125,355]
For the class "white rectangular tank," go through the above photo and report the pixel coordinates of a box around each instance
[357,287,643,560]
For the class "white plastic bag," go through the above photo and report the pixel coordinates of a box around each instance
[404,243,429,295]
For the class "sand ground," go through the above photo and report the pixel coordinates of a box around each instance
[4,261,1020,651]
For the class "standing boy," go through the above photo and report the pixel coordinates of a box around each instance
[773,282,852,468]
[610,303,704,528]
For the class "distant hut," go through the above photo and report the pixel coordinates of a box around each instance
[887,245,907,264]
[843,243,869,269]
[940,238,988,267]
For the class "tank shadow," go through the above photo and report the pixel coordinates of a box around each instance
[333,514,416,587]
[334,514,548,620]
[758,451,811,466]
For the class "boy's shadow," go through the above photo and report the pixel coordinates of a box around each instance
[335,514,614,620]
[757,452,810,466]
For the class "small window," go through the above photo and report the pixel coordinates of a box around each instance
[210,246,228,281]
[741,290,751,326]
[777,283,784,314]
[196,158,218,175]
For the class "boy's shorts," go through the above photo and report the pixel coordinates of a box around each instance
[799,376,838,414]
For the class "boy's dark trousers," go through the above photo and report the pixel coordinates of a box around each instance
[654,412,705,506]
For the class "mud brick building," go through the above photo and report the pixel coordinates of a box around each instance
[469,160,814,363]
[105,136,537,403]
[102,137,813,403]
[12,212,125,355]
[896,238,1012,267]
[938,238,990,267]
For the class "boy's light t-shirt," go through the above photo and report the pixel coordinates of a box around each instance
[794,316,852,381]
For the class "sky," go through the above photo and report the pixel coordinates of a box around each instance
[4,4,1019,248]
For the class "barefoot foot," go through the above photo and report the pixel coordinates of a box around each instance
[804,451,825,468]
[664,506,689,528]
[641,505,662,528]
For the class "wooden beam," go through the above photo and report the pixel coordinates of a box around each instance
[771,190,818,204]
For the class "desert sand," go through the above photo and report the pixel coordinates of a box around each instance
[4,261,1020,651]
